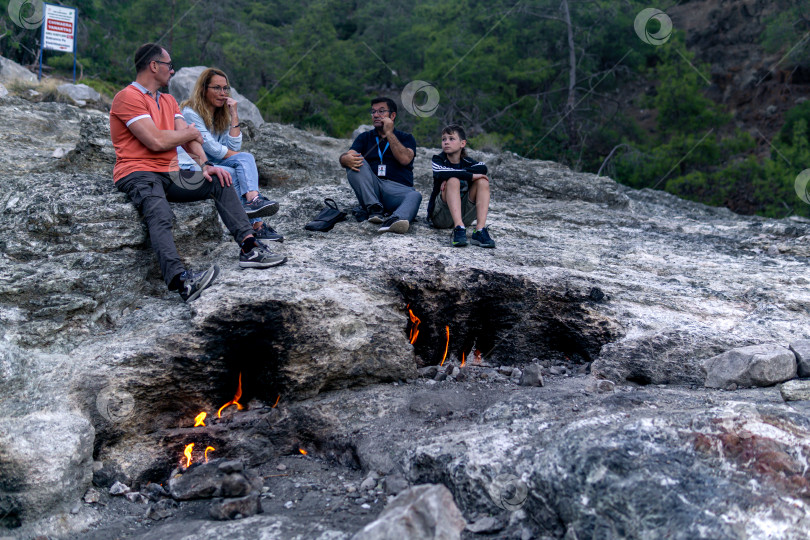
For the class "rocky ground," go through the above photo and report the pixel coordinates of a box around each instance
[3,93,810,539]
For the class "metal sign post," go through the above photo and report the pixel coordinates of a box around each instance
[39,3,79,83]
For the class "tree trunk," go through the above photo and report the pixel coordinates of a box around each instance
[561,0,577,151]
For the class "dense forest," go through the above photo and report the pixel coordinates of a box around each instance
[2,0,809,218]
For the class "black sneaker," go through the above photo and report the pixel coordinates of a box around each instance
[452,226,468,247]
[253,222,284,242]
[367,204,385,224]
[239,241,287,268]
[178,264,220,302]
[471,227,495,248]
[243,195,279,218]
[378,216,409,234]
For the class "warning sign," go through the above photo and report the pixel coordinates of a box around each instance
[42,3,77,53]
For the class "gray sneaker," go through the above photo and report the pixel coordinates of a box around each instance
[378,216,409,234]
[239,241,287,268]
[178,264,220,302]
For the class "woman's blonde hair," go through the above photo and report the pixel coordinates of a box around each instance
[180,67,232,134]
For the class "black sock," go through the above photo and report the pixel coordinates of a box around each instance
[241,236,257,253]
[168,272,184,291]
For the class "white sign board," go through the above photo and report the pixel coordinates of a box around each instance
[42,3,77,53]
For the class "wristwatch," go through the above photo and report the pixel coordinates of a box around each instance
[204,160,214,167]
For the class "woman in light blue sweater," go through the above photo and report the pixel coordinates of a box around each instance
[178,68,282,241]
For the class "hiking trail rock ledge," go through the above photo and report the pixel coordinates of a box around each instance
[2,96,810,538]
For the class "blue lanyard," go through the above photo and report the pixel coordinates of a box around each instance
[375,137,389,162]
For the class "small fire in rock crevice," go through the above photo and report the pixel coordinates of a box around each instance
[398,269,620,367]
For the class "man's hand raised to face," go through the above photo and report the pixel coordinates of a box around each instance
[380,116,395,137]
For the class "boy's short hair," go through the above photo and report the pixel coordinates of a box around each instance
[134,43,165,73]
[442,124,466,140]
[371,97,397,116]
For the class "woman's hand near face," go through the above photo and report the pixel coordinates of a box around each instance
[226,97,238,115]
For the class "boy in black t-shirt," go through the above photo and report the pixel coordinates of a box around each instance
[427,125,495,248]
[339,97,422,234]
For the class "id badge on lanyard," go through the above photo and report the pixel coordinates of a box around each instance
[376,136,390,178]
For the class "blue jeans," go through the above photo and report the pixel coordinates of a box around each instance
[346,161,421,222]
[217,152,261,225]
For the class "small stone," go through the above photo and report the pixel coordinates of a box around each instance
[347,485,357,493]
[450,366,460,377]
[357,497,368,504]
[125,492,146,504]
[146,499,177,520]
[284,500,294,509]
[498,365,513,376]
[360,477,377,491]
[218,460,244,474]
[209,494,262,520]
[596,380,615,393]
[781,380,810,401]
[549,365,566,375]
[276,463,287,471]
[519,364,544,387]
[382,474,409,495]
[418,366,438,378]
[83,488,101,504]
[143,483,169,501]
[109,481,130,496]
[70,504,80,515]
[92,461,130,489]
[586,379,615,394]
[434,371,447,382]
[361,503,371,509]
[262,486,270,493]
[511,368,522,378]
[221,473,252,498]
[466,516,504,533]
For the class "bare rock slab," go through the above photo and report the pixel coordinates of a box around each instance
[352,484,466,540]
[789,339,810,377]
[702,343,797,389]
[0,412,93,526]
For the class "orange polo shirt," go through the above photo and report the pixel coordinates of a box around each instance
[110,83,184,182]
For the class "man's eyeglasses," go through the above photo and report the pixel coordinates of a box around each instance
[370,109,389,116]
[208,85,231,94]
[153,60,173,70]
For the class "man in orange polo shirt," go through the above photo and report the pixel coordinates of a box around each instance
[111,43,286,302]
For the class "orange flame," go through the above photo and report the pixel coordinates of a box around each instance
[474,349,482,365]
[204,446,215,463]
[194,412,207,427]
[217,373,244,418]
[299,448,308,455]
[461,351,466,367]
[408,307,421,344]
[440,326,450,366]
[183,443,194,468]
[272,394,281,408]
